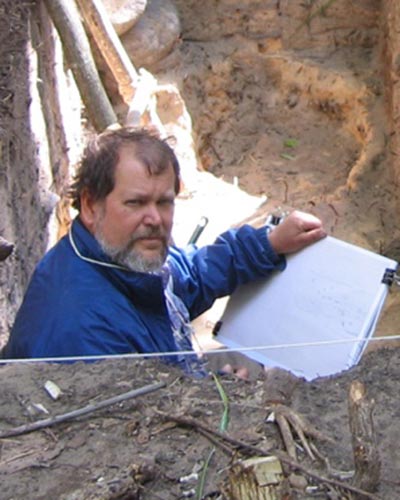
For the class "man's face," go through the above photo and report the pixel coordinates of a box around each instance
[83,146,176,272]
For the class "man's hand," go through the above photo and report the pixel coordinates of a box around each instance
[267,210,326,255]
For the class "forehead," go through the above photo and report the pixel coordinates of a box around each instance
[114,145,175,187]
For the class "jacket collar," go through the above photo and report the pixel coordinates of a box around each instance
[69,218,167,307]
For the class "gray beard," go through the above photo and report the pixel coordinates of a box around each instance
[95,230,168,273]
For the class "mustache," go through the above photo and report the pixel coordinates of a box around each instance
[129,227,167,242]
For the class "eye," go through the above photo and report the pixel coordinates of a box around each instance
[125,199,143,207]
[158,198,175,207]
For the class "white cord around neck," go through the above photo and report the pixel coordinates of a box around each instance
[68,227,127,271]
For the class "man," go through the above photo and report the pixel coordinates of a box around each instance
[3,127,326,372]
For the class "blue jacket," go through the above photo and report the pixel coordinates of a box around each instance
[3,218,286,359]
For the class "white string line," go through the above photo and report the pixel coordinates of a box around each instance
[1,334,400,365]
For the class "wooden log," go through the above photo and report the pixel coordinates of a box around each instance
[43,0,117,131]
[75,0,139,105]
[348,380,381,493]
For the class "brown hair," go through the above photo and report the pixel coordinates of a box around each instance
[69,127,181,211]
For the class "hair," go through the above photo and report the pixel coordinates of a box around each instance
[69,127,181,211]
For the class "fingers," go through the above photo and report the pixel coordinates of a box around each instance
[298,225,327,246]
[268,210,327,255]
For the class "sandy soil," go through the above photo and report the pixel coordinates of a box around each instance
[1,348,399,499]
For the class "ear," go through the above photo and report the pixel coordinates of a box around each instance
[79,189,99,234]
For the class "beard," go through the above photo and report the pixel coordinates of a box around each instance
[94,220,169,273]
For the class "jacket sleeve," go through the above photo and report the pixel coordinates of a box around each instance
[168,225,286,319]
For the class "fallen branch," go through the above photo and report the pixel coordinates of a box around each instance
[158,411,381,500]
[0,381,166,439]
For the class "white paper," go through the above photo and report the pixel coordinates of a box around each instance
[216,236,398,380]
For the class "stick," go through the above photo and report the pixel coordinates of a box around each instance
[0,381,166,439]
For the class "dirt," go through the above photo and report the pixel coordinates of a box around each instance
[1,348,399,499]
[1,1,400,499]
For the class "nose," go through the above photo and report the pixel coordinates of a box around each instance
[143,204,162,226]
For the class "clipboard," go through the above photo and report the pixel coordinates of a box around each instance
[214,236,398,380]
